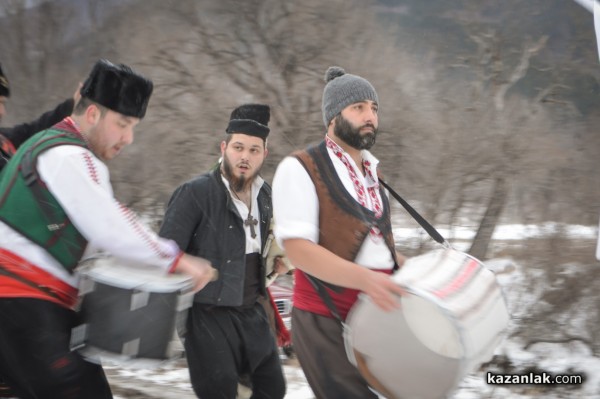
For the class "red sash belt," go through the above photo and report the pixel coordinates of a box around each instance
[0,248,78,309]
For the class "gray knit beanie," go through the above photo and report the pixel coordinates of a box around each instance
[321,66,378,128]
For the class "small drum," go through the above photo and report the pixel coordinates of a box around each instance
[344,248,509,399]
[71,258,195,364]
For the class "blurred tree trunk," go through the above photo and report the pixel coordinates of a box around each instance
[468,175,508,259]
[458,29,547,258]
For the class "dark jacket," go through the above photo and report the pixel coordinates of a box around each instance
[0,98,74,170]
[159,166,271,307]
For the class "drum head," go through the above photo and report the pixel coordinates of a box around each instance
[345,293,463,399]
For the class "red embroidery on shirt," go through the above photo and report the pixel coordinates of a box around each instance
[118,203,172,259]
[81,152,100,184]
[325,136,383,238]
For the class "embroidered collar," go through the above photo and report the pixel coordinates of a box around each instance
[325,135,383,238]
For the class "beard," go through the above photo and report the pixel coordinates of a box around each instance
[333,114,378,150]
[221,152,261,192]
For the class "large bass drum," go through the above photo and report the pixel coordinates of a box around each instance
[344,248,509,399]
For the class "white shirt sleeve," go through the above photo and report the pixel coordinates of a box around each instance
[272,156,320,247]
[272,153,395,270]
[37,145,180,271]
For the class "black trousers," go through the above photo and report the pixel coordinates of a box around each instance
[0,298,112,399]
[183,302,286,399]
[292,307,378,399]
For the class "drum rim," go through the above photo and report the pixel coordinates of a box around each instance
[346,288,472,367]
[79,262,194,292]
[77,344,184,368]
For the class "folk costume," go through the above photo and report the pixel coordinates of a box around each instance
[0,60,173,399]
[0,63,75,171]
[159,104,285,399]
[272,67,399,399]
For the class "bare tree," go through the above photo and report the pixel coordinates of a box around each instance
[0,1,78,122]
[101,0,413,208]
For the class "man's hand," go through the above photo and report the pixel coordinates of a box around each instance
[174,253,218,292]
[273,256,290,275]
[360,269,406,312]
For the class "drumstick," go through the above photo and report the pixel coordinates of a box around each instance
[209,267,219,281]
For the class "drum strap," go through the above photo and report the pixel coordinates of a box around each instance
[0,263,62,301]
[378,178,449,247]
[305,274,344,324]
[308,179,453,325]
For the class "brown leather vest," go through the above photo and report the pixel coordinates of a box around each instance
[293,141,398,267]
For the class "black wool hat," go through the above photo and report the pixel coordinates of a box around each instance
[225,103,271,140]
[0,63,10,97]
[80,59,153,119]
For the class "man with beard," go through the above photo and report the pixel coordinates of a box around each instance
[159,104,286,399]
[272,66,407,398]
[0,59,216,399]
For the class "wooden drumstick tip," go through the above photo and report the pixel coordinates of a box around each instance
[210,268,219,281]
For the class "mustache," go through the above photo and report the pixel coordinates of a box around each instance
[361,123,376,131]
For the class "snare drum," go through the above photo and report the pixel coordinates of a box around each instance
[344,248,509,399]
[71,258,195,364]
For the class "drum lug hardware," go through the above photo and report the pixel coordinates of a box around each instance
[131,290,150,310]
[122,338,140,357]
[79,277,96,295]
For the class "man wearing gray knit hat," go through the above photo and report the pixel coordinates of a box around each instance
[322,66,379,128]
[272,67,407,398]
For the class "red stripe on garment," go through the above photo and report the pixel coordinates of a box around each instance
[0,248,78,309]
[0,134,17,156]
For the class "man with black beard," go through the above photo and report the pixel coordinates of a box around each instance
[159,104,286,399]
[272,67,407,399]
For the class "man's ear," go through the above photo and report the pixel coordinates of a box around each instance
[220,140,227,155]
[85,104,101,126]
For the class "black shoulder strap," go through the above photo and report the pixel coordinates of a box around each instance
[305,274,344,324]
[19,138,88,245]
[306,178,451,325]
[378,178,448,247]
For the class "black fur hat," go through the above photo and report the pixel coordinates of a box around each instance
[225,103,270,139]
[80,59,153,119]
[0,63,10,97]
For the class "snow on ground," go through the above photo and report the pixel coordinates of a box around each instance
[103,223,599,398]
[450,257,600,399]
[106,357,314,399]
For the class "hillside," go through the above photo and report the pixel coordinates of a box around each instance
[1,0,599,228]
